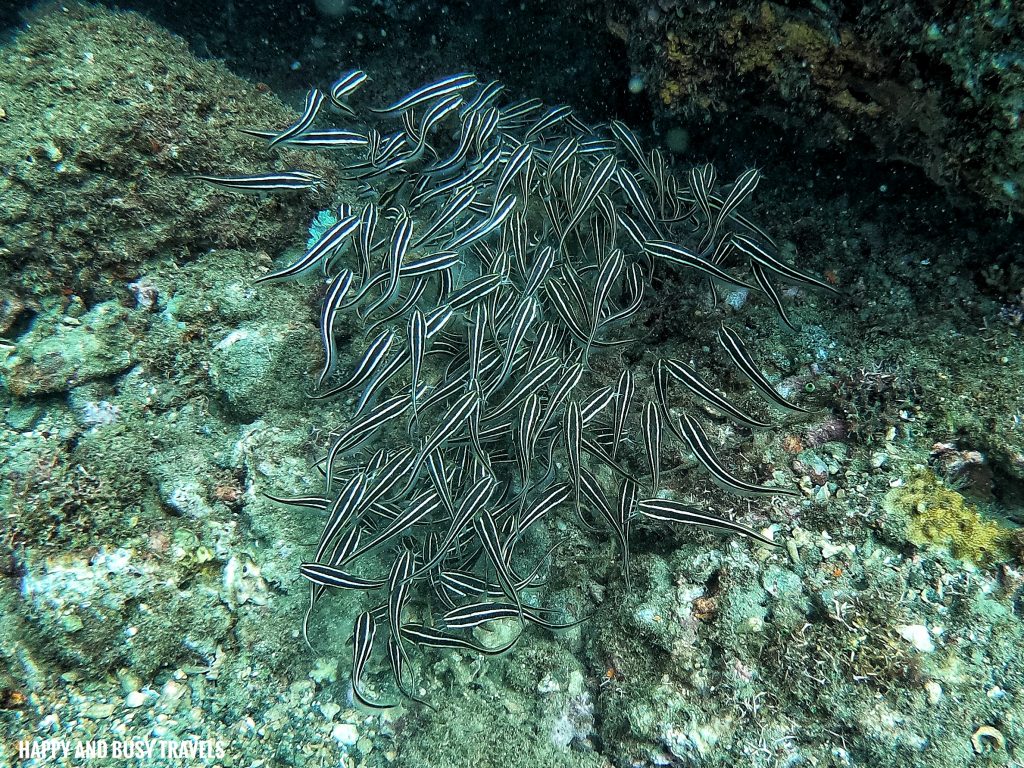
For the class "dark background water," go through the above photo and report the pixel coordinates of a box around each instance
[4,0,638,119]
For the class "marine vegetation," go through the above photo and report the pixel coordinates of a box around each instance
[196,72,837,706]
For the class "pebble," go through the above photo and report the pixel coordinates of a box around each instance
[332,722,359,747]
[309,658,338,684]
[897,624,934,653]
[161,680,186,703]
[971,725,1005,753]
[84,702,116,719]
[537,675,561,694]
[125,691,150,708]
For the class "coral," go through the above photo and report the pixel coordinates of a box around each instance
[887,470,1009,563]
[307,208,340,250]
[612,0,1024,214]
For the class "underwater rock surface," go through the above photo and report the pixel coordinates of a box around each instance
[602,0,1024,216]
[0,4,1022,768]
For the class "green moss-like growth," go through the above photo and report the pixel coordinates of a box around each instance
[887,470,1009,563]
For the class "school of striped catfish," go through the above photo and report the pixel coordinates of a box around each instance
[196,72,838,708]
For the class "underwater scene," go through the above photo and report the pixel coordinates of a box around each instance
[1,0,1023,766]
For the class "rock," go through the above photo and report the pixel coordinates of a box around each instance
[331,722,359,747]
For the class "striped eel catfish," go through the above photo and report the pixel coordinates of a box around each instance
[196,72,836,706]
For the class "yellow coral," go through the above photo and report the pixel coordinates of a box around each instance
[888,471,1009,563]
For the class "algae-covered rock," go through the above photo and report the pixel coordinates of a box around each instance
[1,300,140,396]
[0,3,336,302]
[19,547,231,678]
[606,0,1024,215]
[208,320,310,421]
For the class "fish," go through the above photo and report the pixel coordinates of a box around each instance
[617,478,638,590]
[515,394,543,486]
[387,550,416,664]
[461,80,505,116]
[442,602,586,631]
[644,240,757,291]
[729,233,840,295]
[255,215,359,283]
[238,128,367,148]
[399,622,520,656]
[524,105,574,140]
[372,73,478,116]
[446,194,517,250]
[350,612,395,709]
[716,325,811,413]
[310,329,395,400]
[315,471,368,561]
[269,87,326,148]
[341,491,443,564]
[641,401,662,493]
[192,170,322,192]
[751,260,798,332]
[408,309,427,429]
[472,510,525,621]
[299,562,386,591]
[677,411,801,497]
[413,187,477,247]
[703,168,760,249]
[317,269,355,387]
[329,69,369,110]
[611,369,634,459]
[493,142,534,201]
[636,497,782,548]
[660,357,770,428]
[560,154,618,247]
[610,119,654,180]
[489,295,539,394]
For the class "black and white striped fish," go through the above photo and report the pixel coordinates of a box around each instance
[372,73,478,116]
[716,325,811,413]
[637,497,781,547]
[270,87,326,148]
[350,612,394,709]
[330,69,368,113]
[677,411,800,497]
[256,215,359,283]
[192,170,322,192]
[239,128,367,149]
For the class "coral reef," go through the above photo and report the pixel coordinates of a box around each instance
[0,4,336,303]
[1,5,1023,768]
[603,0,1024,216]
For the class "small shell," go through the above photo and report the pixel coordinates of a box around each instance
[971,725,1005,754]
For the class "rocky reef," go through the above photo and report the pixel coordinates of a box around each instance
[0,4,1023,768]
[600,0,1024,217]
